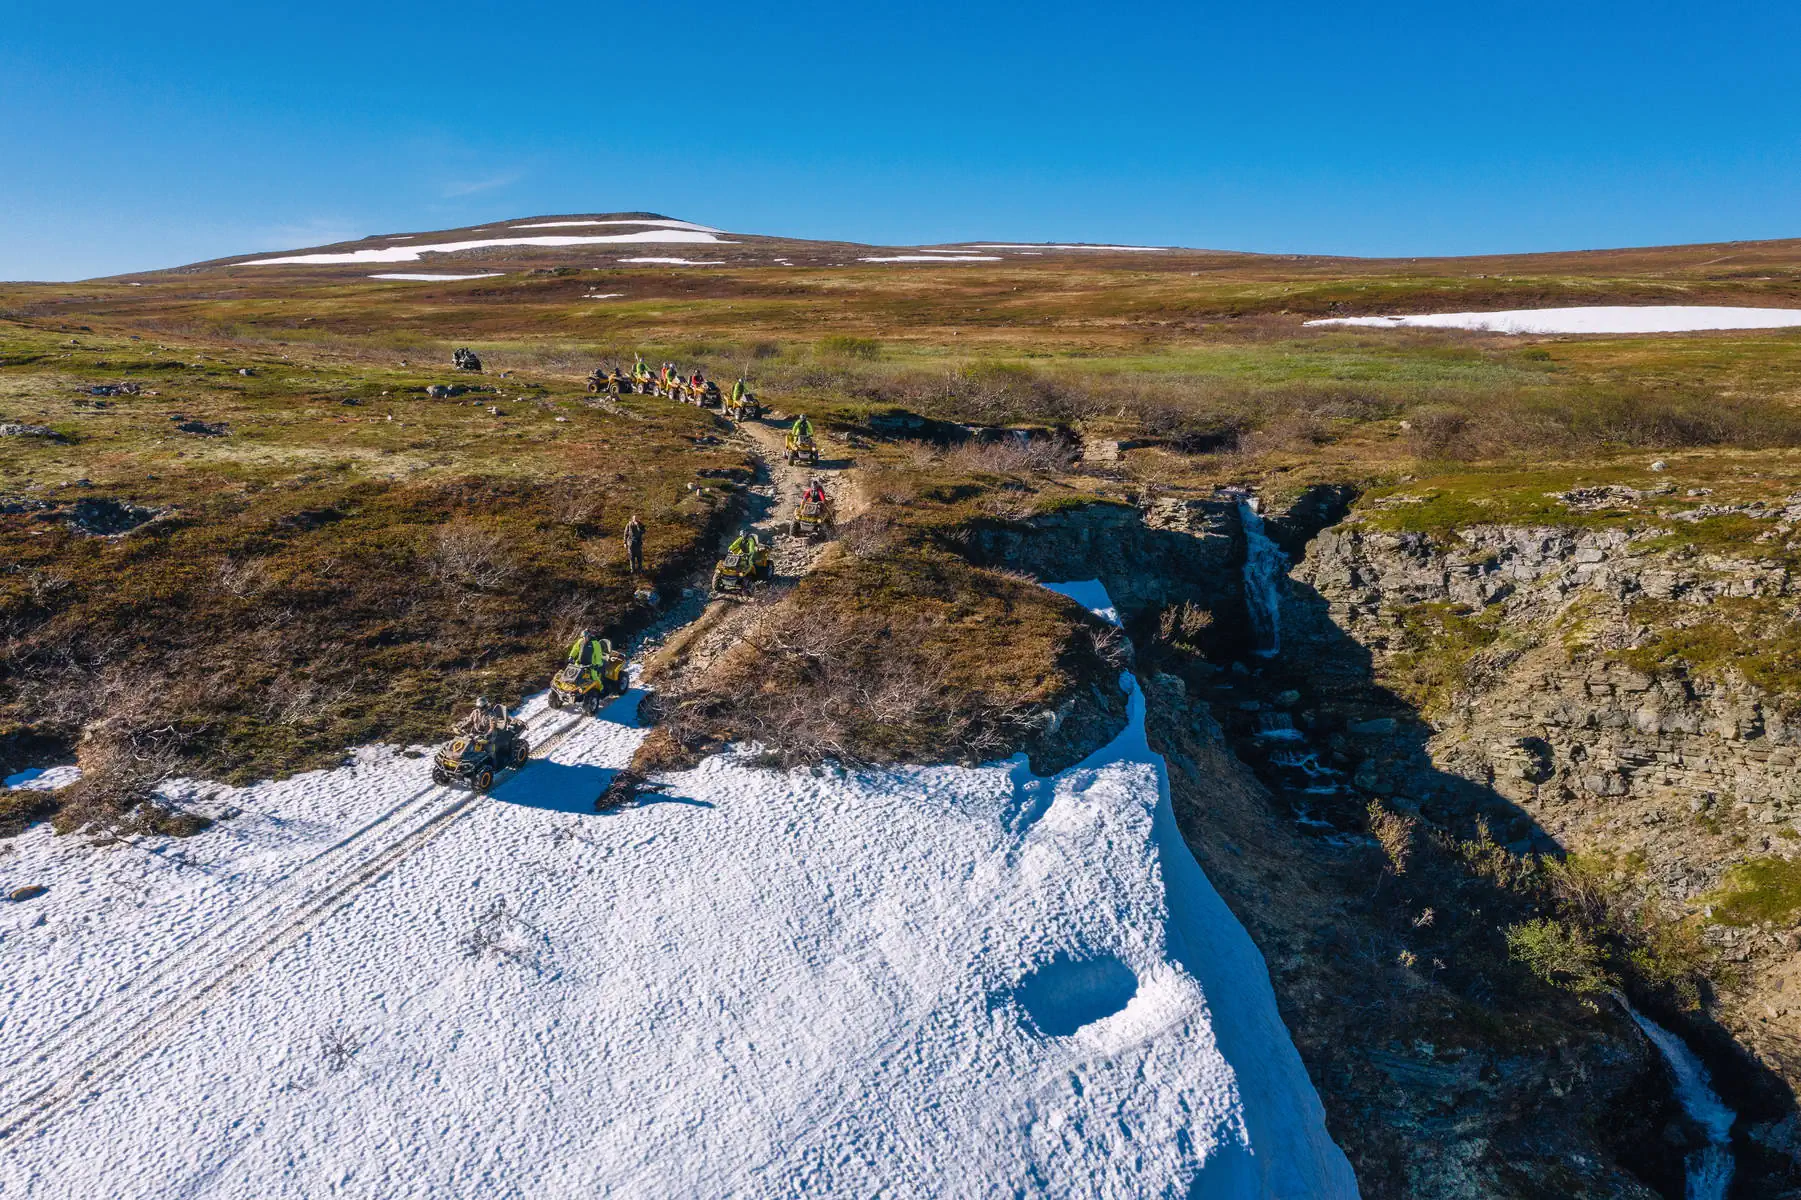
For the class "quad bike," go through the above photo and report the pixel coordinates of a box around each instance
[723,390,761,422]
[712,545,773,598]
[785,429,820,466]
[696,380,722,408]
[632,368,654,393]
[432,722,529,791]
[547,655,628,715]
[790,494,834,540]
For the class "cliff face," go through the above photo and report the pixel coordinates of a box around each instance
[982,499,1684,1198]
[1288,497,1801,1169]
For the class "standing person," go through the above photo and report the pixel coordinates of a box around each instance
[623,514,645,574]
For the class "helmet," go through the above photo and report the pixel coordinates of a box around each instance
[579,628,592,639]
[476,696,488,707]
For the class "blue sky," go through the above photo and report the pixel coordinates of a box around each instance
[3,0,1798,280]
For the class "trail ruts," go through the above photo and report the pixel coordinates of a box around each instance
[0,707,587,1145]
[643,416,863,689]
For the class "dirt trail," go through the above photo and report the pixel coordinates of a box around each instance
[638,412,863,688]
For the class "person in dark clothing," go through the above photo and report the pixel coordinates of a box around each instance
[623,514,645,573]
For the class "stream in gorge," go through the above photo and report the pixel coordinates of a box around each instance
[1622,1000,1736,1200]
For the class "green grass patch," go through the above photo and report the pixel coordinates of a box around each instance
[1708,855,1801,926]
[1615,597,1801,702]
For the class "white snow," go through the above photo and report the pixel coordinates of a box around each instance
[616,257,727,266]
[368,273,504,282]
[861,254,1004,263]
[0,582,1353,1198]
[1306,306,1801,335]
[511,219,724,233]
[3,764,79,791]
[246,231,730,266]
[968,244,1170,252]
[583,292,625,300]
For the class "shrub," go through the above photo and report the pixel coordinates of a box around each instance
[427,520,515,590]
[1506,918,1612,995]
[816,336,880,361]
[1367,799,1417,879]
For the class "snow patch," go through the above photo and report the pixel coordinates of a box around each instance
[3,764,80,791]
[1307,305,1801,335]
[246,230,730,266]
[368,273,503,281]
[616,257,727,265]
[1043,577,1121,627]
[511,218,723,233]
[0,583,1353,1197]
[968,243,1170,252]
[861,254,1004,263]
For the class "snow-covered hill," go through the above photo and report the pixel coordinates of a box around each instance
[0,582,1354,1198]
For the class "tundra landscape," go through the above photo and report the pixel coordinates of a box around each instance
[6,215,1801,1197]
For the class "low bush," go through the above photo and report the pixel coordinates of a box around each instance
[653,551,1119,768]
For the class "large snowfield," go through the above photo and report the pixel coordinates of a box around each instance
[1306,305,1801,334]
[0,583,1353,1198]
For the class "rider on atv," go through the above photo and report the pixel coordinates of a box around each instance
[728,528,763,559]
[567,629,613,668]
[458,696,511,736]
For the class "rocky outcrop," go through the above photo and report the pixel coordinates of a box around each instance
[1286,505,1801,1168]
[963,494,1245,626]
[1140,672,1674,1199]
[1291,520,1799,870]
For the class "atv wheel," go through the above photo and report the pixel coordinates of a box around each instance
[548,691,565,709]
[512,739,530,766]
[474,768,494,792]
[432,767,449,785]
[582,693,601,716]
[790,519,801,536]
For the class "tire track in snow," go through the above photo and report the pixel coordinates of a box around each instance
[0,709,589,1144]
[3,414,861,1148]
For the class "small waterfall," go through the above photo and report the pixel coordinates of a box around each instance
[1254,711,1304,741]
[1239,498,1287,657]
[1621,999,1735,1200]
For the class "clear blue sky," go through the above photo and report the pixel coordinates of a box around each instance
[4,0,1798,280]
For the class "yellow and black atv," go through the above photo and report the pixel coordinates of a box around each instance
[712,544,773,599]
[547,655,627,715]
[433,724,529,792]
[785,428,820,466]
[790,493,834,540]
[723,389,761,422]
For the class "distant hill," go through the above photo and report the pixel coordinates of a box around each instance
[147,212,1239,279]
[132,212,1801,287]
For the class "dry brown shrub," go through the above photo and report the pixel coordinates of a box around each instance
[942,437,1075,475]
[1367,799,1417,880]
[428,520,515,589]
[837,513,899,559]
